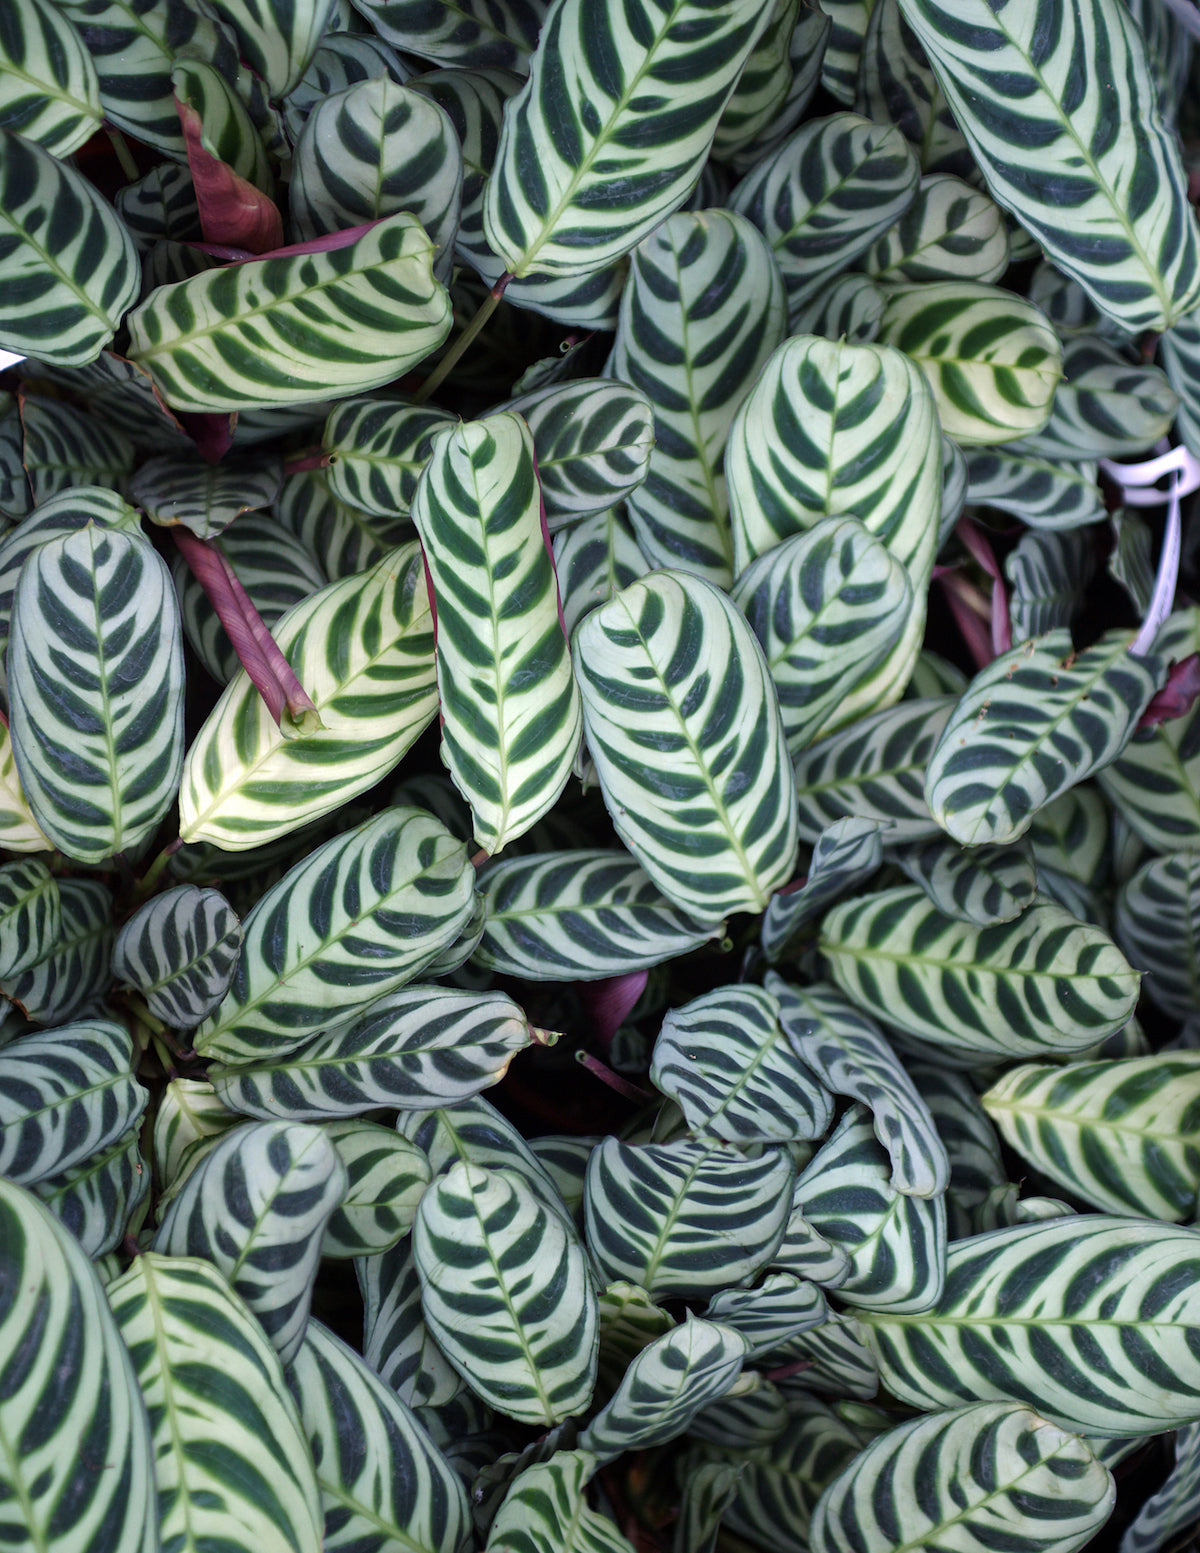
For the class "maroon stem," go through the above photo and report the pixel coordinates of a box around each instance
[574,1050,652,1103]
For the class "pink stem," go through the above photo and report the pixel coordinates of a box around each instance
[574,1050,652,1103]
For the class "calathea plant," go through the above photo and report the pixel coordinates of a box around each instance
[6,0,1200,1548]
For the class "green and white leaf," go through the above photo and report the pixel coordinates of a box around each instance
[0,1180,156,1553]
[789,272,885,344]
[855,0,974,177]
[131,451,281,540]
[201,0,336,96]
[1015,335,1178,459]
[926,629,1161,845]
[821,885,1141,1063]
[729,112,919,319]
[706,1272,827,1360]
[596,1281,675,1389]
[20,395,136,504]
[1108,509,1155,615]
[964,449,1105,532]
[112,885,242,1029]
[488,1450,634,1553]
[276,464,407,581]
[282,30,411,138]
[481,0,774,275]
[584,1137,793,1297]
[606,210,786,586]
[499,378,655,532]
[171,54,276,194]
[769,975,949,1198]
[0,857,59,979]
[3,877,114,1025]
[180,543,437,850]
[722,6,830,176]
[982,1052,1200,1223]
[412,413,581,854]
[574,570,798,924]
[289,77,462,282]
[761,817,883,964]
[8,526,183,864]
[1005,529,1096,646]
[810,1402,1114,1553]
[0,0,101,155]
[862,174,1008,284]
[153,1119,348,1364]
[357,1236,466,1411]
[320,1120,430,1258]
[212,985,535,1119]
[31,1123,149,1256]
[793,1106,946,1313]
[414,1161,598,1424]
[581,1317,748,1464]
[1027,785,1110,890]
[153,1077,239,1189]
[1120,1421,1200,1553]
[650,983,833,1144]
[711,0,799,162]
[0,126,139,365]
[731,516,913,753]
[128,213,451,413]
[673,1462,741,1553]
[793,697,954,845]
[1115,851,1200,1019]
[890,837,1038,926]
[351,0,542,71]
[554,509,651,642]
[761,1311,879,1398]
[194,806,475,1064]
[108,1252,323,1553]
[286,1316,471,1553]
[859,1216,1200,1436]
[876,281,1063,445]
[0,1018,145,1186]
[896,0,1200,331]
[905,652,967,701]
[322,398,455,519]
[906,1061,1006,1238]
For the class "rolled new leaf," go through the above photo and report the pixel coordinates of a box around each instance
[412,412,581,855]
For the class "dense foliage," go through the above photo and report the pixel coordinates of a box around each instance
[4,0,1200,1549]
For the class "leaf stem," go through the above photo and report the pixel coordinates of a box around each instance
[575,1049,652,1102]
[133,836,181,901]
[107,126,140,183]
[412,274,512,405]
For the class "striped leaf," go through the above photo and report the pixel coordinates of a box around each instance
[761,1312,879,1397]
[1115,851,1200,1019]
[725,336,942,713]
[1121,1422,1200,1553]
[289,77,462,279]
[906,651,966,701]
[859,1217,1200,1436]
[194,807,475,1065]
[891,837,1038,926]
[982,1053,1200,1222]
[31,1125,149,1256]
[722,8,829,179]
[862,174,1008,284]
[0,857,58,979]
[357,1236,466,1411]
[793,1106,946,1314]
[581,1317,748,1464]
[286,1317,470,1553]
[926,629,1162,845]
[1108,510,1155,616]
[574,571,797,924]
[322,398,455,519]
[413,1160,599,1424]
[596,1281,675,1388]
[127,214,452,414]
[352,0,542,71]
[412,413,581,854]
[0,0,101,155]
[1160,311,1200,461]
[112,885,242,1029]
[1028,785,1110,894]
[897,0,1200,331]
[0,126,138,366]
[152,1077,239,1189]
[821,885,1140,1064]
[706,1272,827,1360]
[211,985,534,1119]
[731,516,913,754]
[108,1252,323,1553]
[818,0,871,102]
[650,984,833,1144]
[761,816,884,963]
[20,395,136,505]
[967,449,1105,532]
[201,0,335,96]
[179,542,438,850]
[906,1061,1006,1238]
[131,451,281,540]
[712,0,799,162]
[606,210,786,586]
[584,1137,793,1297]
[0,1181,156,1553]
[673,1463,740,1553]
[153,1119,348,1364]
[791,272,885,345]
[810,1402,1114,1553]
[274,465,401,582]
[855,0,973,176]
[283,31,411,138]
[793,697,954,846]
[729,112,919,319]
[0,1019,145,1187]
[473,849,718,980]
[320,1120,430,1258]
[172,54,279,204]
[554,508,651,642]
[481,0,773,276]
[1017,335,1179,459]
[488,1450,633,1553]
[768,976,949,1198]
[8,526,184,864]
[877,282,1063,445]
[2,877,114,1025]
[499,379,655,532]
